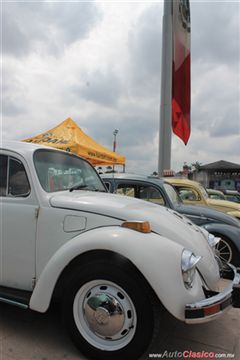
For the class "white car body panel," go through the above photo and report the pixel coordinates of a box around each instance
[30,226,205,321]
[0,150,39,290]
[1,197,37,289]
[49,191,220,289]
[35,206,121,277]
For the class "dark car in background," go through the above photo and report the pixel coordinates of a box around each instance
[223,190,240,204]
[102,173,240,267]
[207,189,226,200]
[207,189,240,203]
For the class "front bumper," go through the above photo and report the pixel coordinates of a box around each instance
[185,264,240,324]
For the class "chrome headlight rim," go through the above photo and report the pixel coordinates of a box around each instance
[181,249,201,289]
[208,233,221,249]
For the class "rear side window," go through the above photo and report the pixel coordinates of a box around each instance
[8,158,30,197]
[0,155,7,196]
[0,155,30,197]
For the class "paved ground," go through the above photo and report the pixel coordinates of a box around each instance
[0,302,239,360]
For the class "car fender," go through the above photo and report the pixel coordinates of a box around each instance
[29,226,205,321]
[202,223,240,253]
[227,211,240,220]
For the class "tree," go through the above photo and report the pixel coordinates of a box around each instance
[105,166,114,173]
[96,166,103,174]
[191,161,202,172]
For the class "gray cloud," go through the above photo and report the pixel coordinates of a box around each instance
[2,99,26,117]
[192,95,239,137]
[191,1,239,67]
[2,66,28,117]
[1,1,239,175]
[191,64,239,138]
[209,111,240,137]
[72,70,122,107]
[127,4,162,97]
[2,2,102,57]
[82,103,159,161]
[117,115,158,149]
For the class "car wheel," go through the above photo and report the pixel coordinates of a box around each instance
[215,237,239,266]
[62,259,169,360]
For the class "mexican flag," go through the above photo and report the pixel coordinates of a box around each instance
[172,0,191,145]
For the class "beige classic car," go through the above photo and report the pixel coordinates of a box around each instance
[167,178,240,220]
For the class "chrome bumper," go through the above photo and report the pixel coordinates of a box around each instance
[185,264,240,324]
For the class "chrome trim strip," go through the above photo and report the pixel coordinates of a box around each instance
[0,296,29,309]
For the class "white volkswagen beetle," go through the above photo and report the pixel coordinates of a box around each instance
[0,141,239,360]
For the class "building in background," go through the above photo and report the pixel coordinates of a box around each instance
[191,160,240,191]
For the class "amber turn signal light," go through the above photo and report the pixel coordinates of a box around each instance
[121,221,151,233]
[204,304,221,317]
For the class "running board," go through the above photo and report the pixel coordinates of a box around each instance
[0,286,31,309]
[0,296,28,309]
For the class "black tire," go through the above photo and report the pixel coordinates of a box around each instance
[62,258,170,360]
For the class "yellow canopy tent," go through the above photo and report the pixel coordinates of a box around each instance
[23,118,125,166]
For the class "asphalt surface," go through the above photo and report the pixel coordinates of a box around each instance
[0,302,239,360]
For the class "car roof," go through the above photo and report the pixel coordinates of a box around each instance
[207,189,224,195]
[166,177,202,187]
[1,140,55,156]
[223,190,239,195]
[101,173,166,186]
[0,140,85,161]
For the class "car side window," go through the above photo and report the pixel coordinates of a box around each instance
[115,184,136,197]
[8,157,30,197]
[0,155,8,196]
[139,186,165,205]
[177,187,200,201]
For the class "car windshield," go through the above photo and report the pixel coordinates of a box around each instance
[226,194,240,203]
[164,182,182,207]
[34,149,106,193]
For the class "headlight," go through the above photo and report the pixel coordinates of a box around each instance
[181,249,201,289]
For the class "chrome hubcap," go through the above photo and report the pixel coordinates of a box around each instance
[73,280,137,351]
[85,293,125,337]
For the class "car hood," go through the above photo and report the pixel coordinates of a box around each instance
[49,191,220,288]
[50,191,200,235]
[176,203,240,228]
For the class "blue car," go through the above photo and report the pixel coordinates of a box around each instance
[102,173,240,267]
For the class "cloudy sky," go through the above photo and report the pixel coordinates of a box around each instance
[1,0,240,174]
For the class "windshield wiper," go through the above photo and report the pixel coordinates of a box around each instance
[69,184,104,192]
[69,184,89,192]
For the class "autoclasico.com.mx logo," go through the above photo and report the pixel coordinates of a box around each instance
[148,350,235,359]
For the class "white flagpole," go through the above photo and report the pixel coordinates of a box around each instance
[158,0,172,176]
